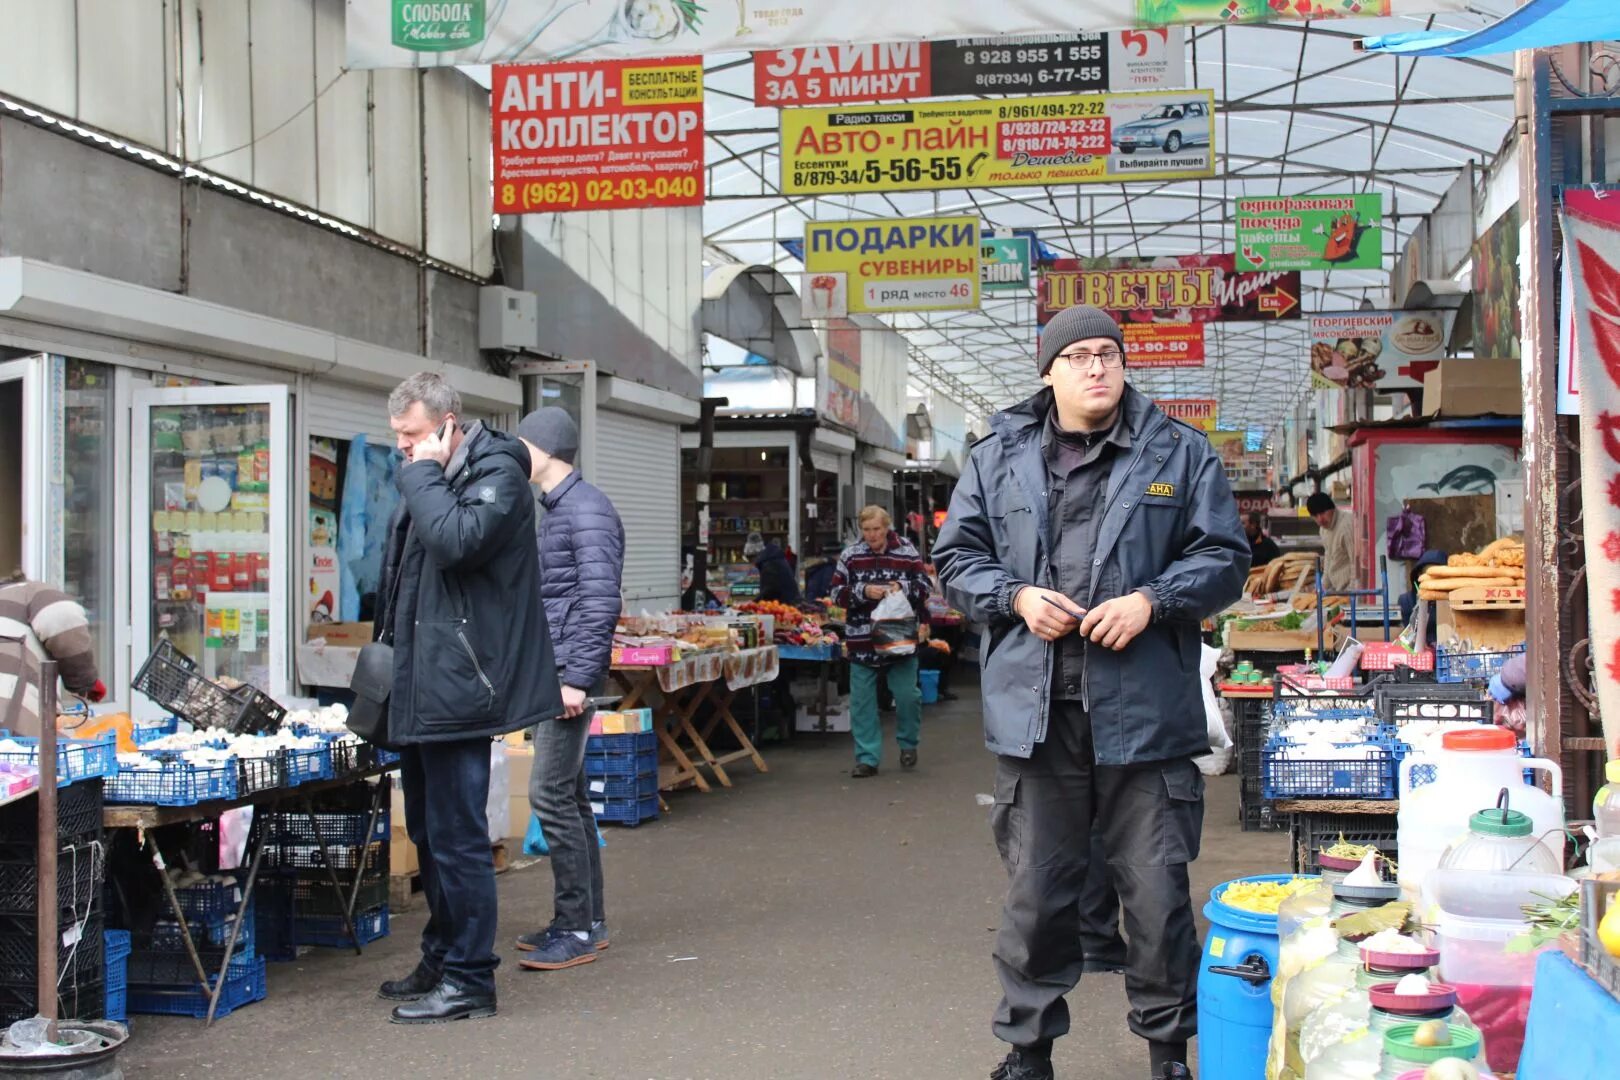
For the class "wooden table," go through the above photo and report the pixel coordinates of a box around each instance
[105,765,392,1025]
[609,650,772,794]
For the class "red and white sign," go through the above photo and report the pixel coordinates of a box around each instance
[1126,323,1207,367]
[492,58,704,214]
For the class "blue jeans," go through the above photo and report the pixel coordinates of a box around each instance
[849,656,921,767]
[530,709,605,931]
[401,739,498,995]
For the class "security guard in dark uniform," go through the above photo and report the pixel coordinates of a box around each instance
[935,305,1250,1080]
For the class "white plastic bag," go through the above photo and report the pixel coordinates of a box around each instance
[1194,643,1234,776]
[486,739,510,842]
[871,588,918,657]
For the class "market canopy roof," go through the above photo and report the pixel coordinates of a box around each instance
[699,4,1520,434]
[1358,0,1616,57]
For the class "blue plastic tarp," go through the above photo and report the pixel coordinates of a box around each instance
[1359,0,1620,57]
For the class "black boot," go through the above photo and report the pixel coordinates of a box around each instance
[990,1046,1055,1080]
[388,978,497,1024]
[1150,1040,1191,1080]
[377,962,441,1001]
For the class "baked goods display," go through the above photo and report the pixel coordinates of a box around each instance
[1416,537,1525,600]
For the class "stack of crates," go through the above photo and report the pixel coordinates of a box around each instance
[254,784,390,959]
[127,874,266,1020]
[585,732,660,827]
[1230,694,1281,833]
[0,780,106,1025]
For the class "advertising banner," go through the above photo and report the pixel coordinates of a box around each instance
[981,237,1032,293]
[1038,254,1301,367]
[804,216,980,314]
[1308,310,1455,391]
[1235,193,1384,272]
[1473,205,1522,360]
[824,320,863,429]
[780,88,1216,196]
[1154,398,1218,431]
[753,30,1184,106]
[492,58,704,213]
[1233,490,1273,517]
[1135,0,1392,27]
[350,2,1453,69]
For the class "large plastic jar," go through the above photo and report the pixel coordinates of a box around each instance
[1378,1022,1483,1079]
[1437,800,1563,877]
[1269,880,1335,1079]
[1300,943,1442,1080]
[1595,759,1620,837]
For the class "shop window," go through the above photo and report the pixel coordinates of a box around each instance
[59,360,117,682]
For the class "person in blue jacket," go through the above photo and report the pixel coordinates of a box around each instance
[513,407,626,973]
[935,305,1249,1080]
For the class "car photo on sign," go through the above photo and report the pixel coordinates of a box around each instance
[1104,94,1214,176]
[1110,98,1209,156]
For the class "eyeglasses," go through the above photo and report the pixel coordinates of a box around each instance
[1057,349,1126,371]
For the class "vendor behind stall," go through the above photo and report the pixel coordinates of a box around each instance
[744,532,802,605]
[1308,492,1357,591]
[1244,512,1282,568]
[804,542,845,604]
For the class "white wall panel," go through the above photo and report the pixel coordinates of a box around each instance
[371,69,423,248]
[469,87,493,276]
[424,70,472,267]
[186,0,255,184]
[0,0,78,117]
[313,0,370,225]
[248,0,317,207]
[77,0,168,151]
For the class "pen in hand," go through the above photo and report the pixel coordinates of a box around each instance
[1040,594,1087,631]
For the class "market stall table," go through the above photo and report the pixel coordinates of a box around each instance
[103,764,393,1025]
[777,641,846,737]
[609,650,772,793]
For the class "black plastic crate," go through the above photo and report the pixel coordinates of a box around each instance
[0,841,105,914]
[264,839,385,874]
[1377,691,1492,728]
[0,779,102,843]
[1239,798,1289,833]
[236,754,286,797]
[0,910,105,987]
[127,942,259,987]
[133,638,286,733]
[1289,811,1400,875]
[0,978,104,1026]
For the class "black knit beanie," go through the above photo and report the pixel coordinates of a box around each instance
[1038,305,1126,375]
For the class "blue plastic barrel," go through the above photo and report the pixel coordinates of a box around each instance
[1197,874,1304,1080]
[918,669,941,704]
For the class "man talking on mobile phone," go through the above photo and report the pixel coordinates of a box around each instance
[934,306,1248,1080]
[376,373,562,1024]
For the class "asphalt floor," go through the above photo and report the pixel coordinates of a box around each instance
[119,679,1288,1079]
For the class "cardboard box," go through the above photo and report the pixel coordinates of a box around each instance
[389,784,419,876]
[1422,359,1521,418]
[508,795,533,844]
[590,708,653,735]
[306,621,373,646]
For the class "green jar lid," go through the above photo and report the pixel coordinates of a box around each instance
[1382,1022,1482,1064]
[1469,806,1534,837]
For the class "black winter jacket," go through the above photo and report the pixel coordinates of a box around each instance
[376,423,563,743]
[934,386,1248,764]
[754,544,802,604]
[538,471,625,692]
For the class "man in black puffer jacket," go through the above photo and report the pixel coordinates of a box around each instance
[376,373,563,1025]
[514,408,626,973]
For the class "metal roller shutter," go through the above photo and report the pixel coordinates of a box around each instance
[861,463,893,513]
[304,381,394,444]
[594,408,681,611]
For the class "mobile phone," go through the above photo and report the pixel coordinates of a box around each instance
[436,416,455,443]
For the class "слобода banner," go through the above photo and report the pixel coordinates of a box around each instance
[804,216,980,314]
[492,58,704,213]
[780,89,1216,195]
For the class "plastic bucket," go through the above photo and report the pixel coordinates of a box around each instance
[918,668,941,705]
[1197,874,1296,1080]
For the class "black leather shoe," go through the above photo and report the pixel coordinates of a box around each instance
[377,963,442,1002]
[1159,1065,1192,1080]
[388,979,496,1024]
[851,763,879,779]
[990,1049,1054,1080]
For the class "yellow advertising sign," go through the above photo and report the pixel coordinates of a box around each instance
[1154,398,1219,432]
[804,216,980,314]
[781,89,1215,195]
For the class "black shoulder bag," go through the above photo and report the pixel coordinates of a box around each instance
[346,531,408,746]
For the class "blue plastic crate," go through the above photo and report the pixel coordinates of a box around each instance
[585,771,658,801]
[281,746,334,786]
[127,955,267,1019]
[104,759,238,805]
[103,929,131,964]
[131,718,179,746]
[1268,697,1379,724]
[0,731,118,787]
[127,941,259,988]
[103,932,128,1024]
[593,793,660,827]
[1261,738,1397,800]
[148,909,255,957]
[292,905,389,949]
[585,748,658,779]
[1436,644,1526,684]
[376,748,400,767]
[586,731,658,756]
[104,983,126,1023]
[172,877,244,923]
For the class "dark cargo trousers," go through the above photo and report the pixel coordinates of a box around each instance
[990,700,1205,1049]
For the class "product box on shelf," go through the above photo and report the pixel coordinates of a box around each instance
[304,621,373,647]
[589,709,654,736]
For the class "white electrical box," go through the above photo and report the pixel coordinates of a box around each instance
[478,286,539,350]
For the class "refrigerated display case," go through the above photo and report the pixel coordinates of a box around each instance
[131,386,291,716]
